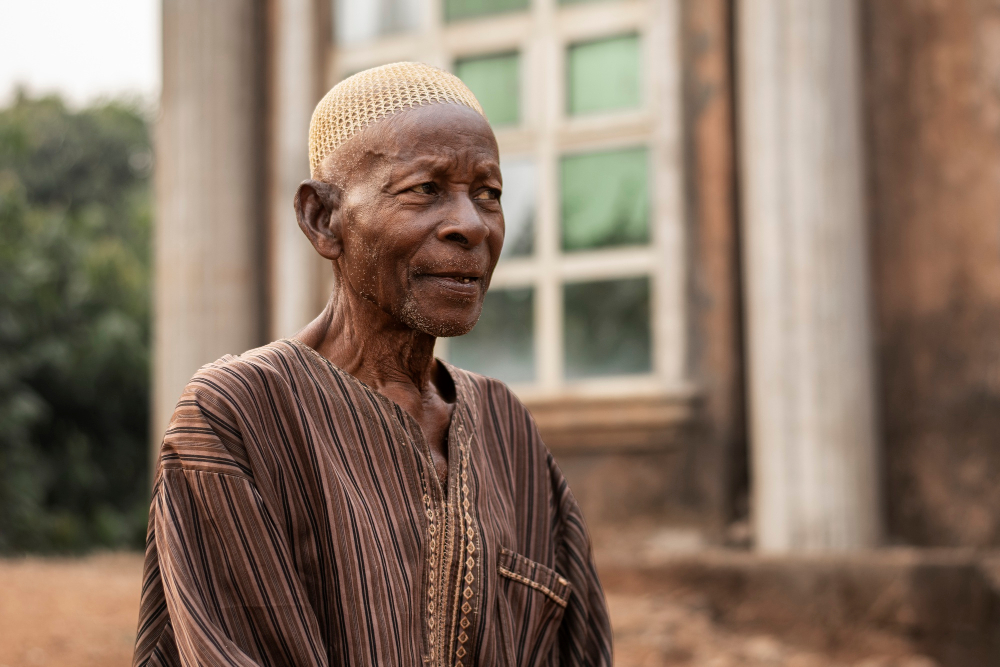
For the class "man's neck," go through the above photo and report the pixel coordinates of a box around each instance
[294,287,441,406]
[295,286,457,483]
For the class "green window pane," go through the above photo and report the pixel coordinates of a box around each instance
[499,158,536,258]
[567,34,641,115]
[455,53,520,126]
[564,277,651,379]
[560,146,649,251]
[445,0,529,22]
[450,287,535,383]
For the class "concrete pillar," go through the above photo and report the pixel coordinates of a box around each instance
[154,0,267,445]
[737,0,881,551]
[267,0,328,339]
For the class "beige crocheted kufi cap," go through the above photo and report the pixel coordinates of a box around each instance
[308,61,486,177]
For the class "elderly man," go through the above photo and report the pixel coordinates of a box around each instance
[133,62,612,667]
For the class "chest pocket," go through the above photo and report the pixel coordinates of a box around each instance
[495,546,572,666]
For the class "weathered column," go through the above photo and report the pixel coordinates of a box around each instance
[737,0,881,551]
[267,0,328,339]
[681,0,744,537]
[154,0,267,446]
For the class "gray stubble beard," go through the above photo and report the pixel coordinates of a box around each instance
[397,291,484,339]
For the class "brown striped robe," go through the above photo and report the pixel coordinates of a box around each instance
[133,339,612,666]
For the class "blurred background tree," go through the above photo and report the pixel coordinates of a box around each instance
[0,92,152,553]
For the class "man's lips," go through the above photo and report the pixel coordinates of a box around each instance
[433,274,479,284]
[417,273,484,297]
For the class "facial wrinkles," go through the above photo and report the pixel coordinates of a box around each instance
[312,142,380,312]
[342,175,390,306]
[322,104,503,336]
[328,104,501,201]
[350,148,499,255]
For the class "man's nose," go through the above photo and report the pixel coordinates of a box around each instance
[437,192,491,247]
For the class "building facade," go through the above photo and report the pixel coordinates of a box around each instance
[155,0,1000,551]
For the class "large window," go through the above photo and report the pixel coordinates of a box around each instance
[331,0,684,401]
[567,34,642,115]
[455,52,521,126]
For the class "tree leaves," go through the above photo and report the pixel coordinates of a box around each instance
[0,93,152,553]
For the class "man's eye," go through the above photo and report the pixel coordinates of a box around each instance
[473,188,500,201]
[410,182,436,195]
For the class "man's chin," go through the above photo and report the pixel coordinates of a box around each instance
[398,298,481,338]
[421,321,476,338]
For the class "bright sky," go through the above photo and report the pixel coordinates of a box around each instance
[0,0,160,106]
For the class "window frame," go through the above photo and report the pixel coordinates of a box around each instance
[328,0,687,402]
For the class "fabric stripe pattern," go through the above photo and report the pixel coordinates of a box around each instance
[133,339,612,666]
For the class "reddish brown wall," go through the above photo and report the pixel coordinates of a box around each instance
[681,0,746,536]
[864,0,1000,546]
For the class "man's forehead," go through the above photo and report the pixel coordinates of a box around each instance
[343,105,499,175]
[385,151,501,179]
[378,103,495,147]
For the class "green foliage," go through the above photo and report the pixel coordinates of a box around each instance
[0,92,152,553]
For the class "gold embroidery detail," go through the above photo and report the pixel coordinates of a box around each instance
[451,429,478,667]
[422,491,440,654]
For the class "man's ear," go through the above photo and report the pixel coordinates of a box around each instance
[294,179,344,260]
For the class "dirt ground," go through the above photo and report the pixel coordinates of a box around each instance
[0,554,141,667]
[606,591,939,667]
[0,553,941,667]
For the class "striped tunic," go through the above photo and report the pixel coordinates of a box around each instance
[133,339,612,666]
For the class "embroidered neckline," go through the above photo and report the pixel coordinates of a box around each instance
[281,338,482,666]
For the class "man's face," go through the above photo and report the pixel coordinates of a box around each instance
[330,103,504,337]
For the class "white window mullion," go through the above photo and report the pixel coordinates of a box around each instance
[421,0,448,69]
[534,0,562,393]
[650,0,685,386]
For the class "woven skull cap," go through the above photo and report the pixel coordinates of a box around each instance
[308,61,487,177]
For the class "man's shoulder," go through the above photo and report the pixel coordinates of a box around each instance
[160,343,304,479]
[198,339,301,373]
[184,339,307,404]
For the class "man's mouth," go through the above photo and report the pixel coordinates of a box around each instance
[419,272,484,296]
[425,271,481,283]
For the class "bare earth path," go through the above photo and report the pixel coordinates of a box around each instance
[0,554,142,667]
[0,554,939,667]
